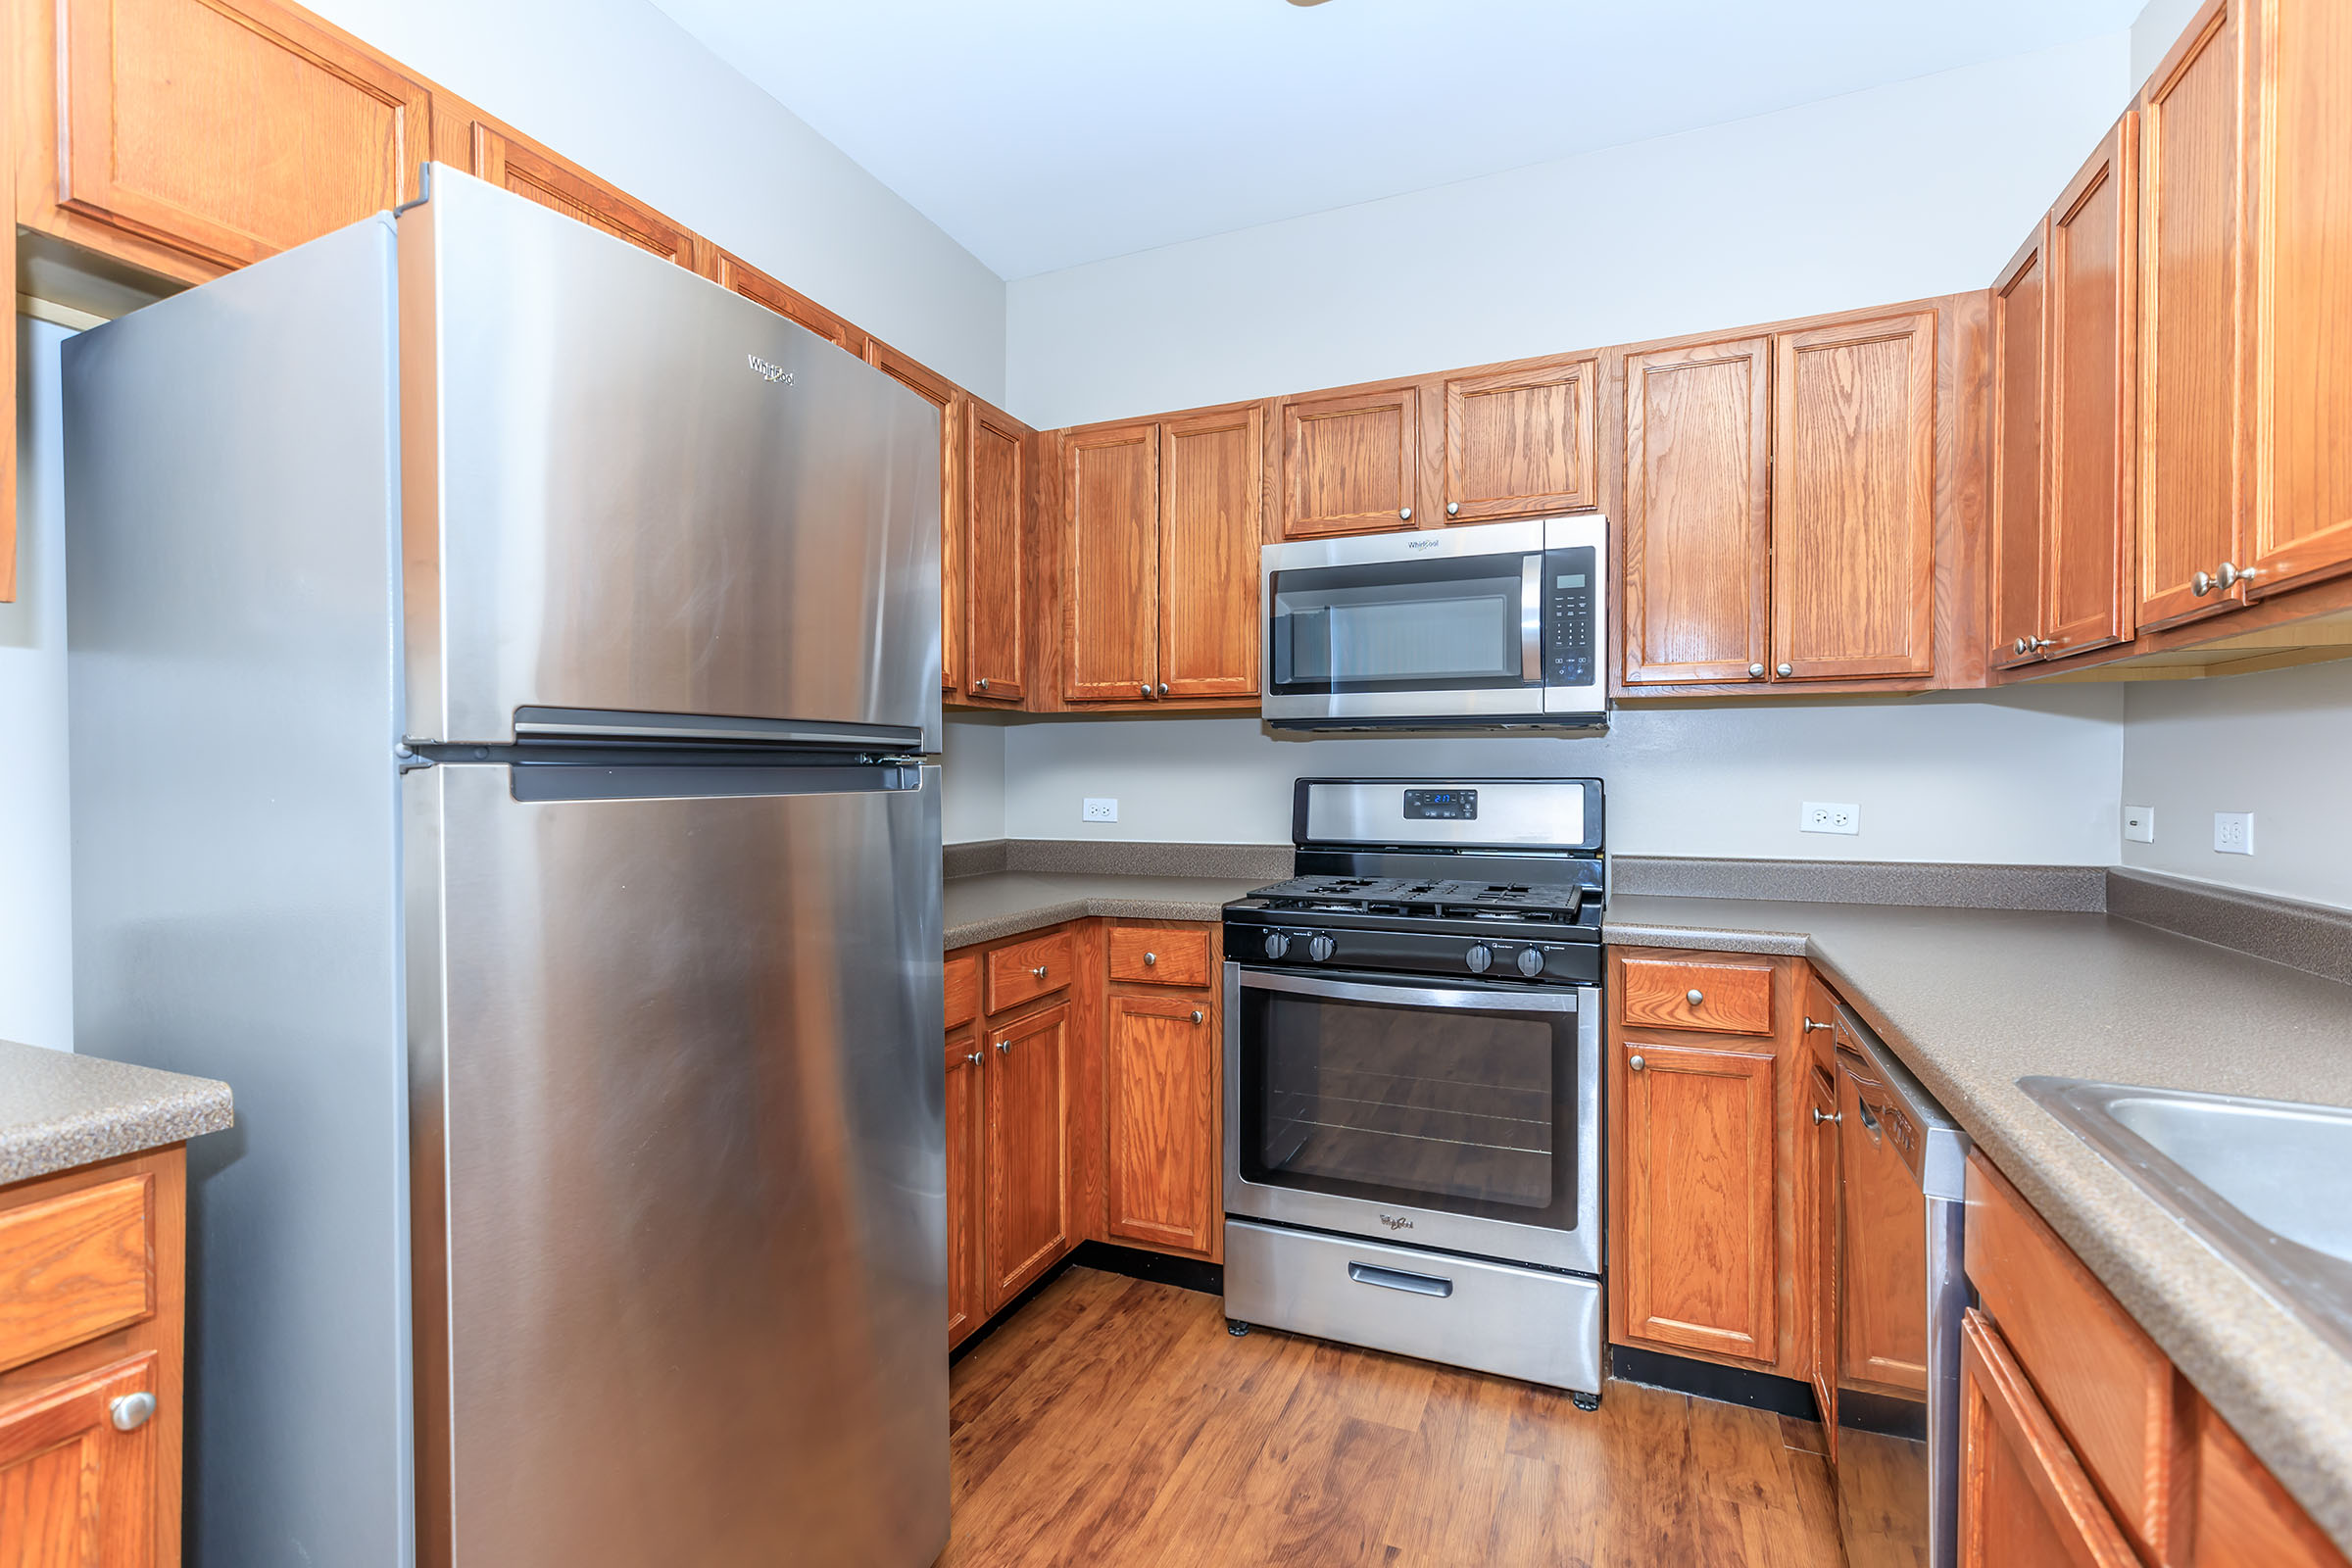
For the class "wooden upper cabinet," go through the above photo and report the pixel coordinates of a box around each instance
[1279,385,1420,537]
[28,0,430,274]
[965,397,1029,703]
[1104,995,1218,1256]
[1990,226,2049,669]
[1620,337,1773,685]
[864,341,966,696]
[982,1000,1074,1313]
[1618,1037,1778,1363]
[1158,406,1263,698]
[2244,0,2352,599]
[467,123,696,266]
[1438,356,1597,522]
[1063,423,1160,702]
[2136,0,2250,631]
[1958,1311,2142,1568]
[2041,116,2138,662]
[1771,312,1937,681]
[706,249,863,356]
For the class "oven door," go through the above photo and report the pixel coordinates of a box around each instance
[1225,963,1601,1275]
[1260,522,1549,724]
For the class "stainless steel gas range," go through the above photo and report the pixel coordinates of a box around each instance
[1221,777,1606,1403]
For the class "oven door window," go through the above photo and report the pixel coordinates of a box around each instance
[1267,554,1539,695]
[1238,976,1580,1229]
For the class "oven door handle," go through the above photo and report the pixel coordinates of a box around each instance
[1235,966,1582,1013]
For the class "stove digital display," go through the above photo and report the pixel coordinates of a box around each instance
[1403,788,1477,820]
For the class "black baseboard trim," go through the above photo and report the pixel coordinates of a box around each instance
[1068,1240,1225,1296]
[948,1252,1081,1366]
[1609,1345,1822,1421]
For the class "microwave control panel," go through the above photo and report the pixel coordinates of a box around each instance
[1543,545,1598,687]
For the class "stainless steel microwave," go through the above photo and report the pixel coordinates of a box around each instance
[1260,515,1609,731]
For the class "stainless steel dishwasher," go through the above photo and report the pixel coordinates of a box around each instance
[1829,1003,1970,1568]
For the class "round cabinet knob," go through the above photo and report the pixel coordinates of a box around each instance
[1686,988,1705,1006]
[1032,964,1049,979]
[1398,507,1413,521]
[1747,663,1765,678]
[1465,943,1494,974]
[1307,935,1336,962]
[994,1038,1009,1054]
[1143,951,1157,966]
[1516,949,1544,978]
[975,677,990,691]
[2192,570,2217,597]
[1813,1107,1842,1126]
[1158,682,1169,697]
[1446,501,1460,516]
[1802,1016,1831,1034]
[1191,1008,1204,1024]
[1262,932,1291,960]
[110,1392,156,1433]
[2013,636,2031,656]
[1776,662,1793,677]
[1629,1054,1646,1072]
[966,1050,983,1065]
[2218,562,2258,590]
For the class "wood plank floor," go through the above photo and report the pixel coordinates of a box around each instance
[943,1266,1849,1567]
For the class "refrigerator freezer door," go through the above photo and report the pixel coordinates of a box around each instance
[399,167,942,750]
[406,762,946,1568]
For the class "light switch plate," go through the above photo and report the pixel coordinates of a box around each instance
[2213,811,2254,855]
[1801,802,1860,835]
[2123,806,2155,843]
[1082,798,1118,823]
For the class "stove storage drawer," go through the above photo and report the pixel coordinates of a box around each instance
[1618,955,1775,1035]
[1107,925,1212,988]
[1224,1218,1602,1395]
[985,929,1077,1013]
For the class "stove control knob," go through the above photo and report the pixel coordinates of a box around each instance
[1516,948,1546,978]
[1465,944,1493,974]
[1262,931,1291,960]
[1307,935,1337,963]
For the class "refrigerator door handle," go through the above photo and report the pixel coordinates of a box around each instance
[510,706,925,753]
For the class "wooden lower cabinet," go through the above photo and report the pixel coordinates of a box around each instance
[2195,1408,2352,1568]
[1960,1309,2142,1568]
[1801,1048,1840,1463]
[0,1149,185,1566]
[1104,994,1217,1256]
[981,999,1074,1313]
[945,1030,983,1349]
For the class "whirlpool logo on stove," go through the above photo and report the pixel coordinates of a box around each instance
[747,354,794,385]
[1378,1213,1415,1231]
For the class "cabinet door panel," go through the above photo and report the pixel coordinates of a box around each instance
[1158,407,1262,698]
[1958,1311,2139,1568]
[946,1032,981,1348]
[1621,338,1772,685]
[1440,357,1597,521]
[1803,1057,1839,1466]
[1772,313,1937,681]
[1838,1051,1927,1394]
[2247,0,2352,596]
[53,0,430,270]
[707,249,862,355]
[1991,226,2049,668]
[865,343,966,697]
[1619,1039,1777,1362]
[982,1002,1073,1312]
[2194,1405,2352,1568]
[2136,0,2249,630]
[1105,995,1217,1255]
[966,398,1029,701]
[1063,423,1159,701]
[2044,117,2137,661]
[469,124,694,265]
[1280,387,1418,537]
[0,1352,162,1567]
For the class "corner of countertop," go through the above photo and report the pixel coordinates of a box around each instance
[0,1041,235,1188]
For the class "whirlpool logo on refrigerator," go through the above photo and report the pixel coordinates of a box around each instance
[747,354,794,385]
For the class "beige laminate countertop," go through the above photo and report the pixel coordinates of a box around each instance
[0,1039,234,1186]
[1605,894,2352,1551]
[944,871,1266,950]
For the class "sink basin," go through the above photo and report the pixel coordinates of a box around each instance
[2020,1077,2352,1357]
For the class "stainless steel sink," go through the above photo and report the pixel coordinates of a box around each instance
[2019,1077,2352,1357]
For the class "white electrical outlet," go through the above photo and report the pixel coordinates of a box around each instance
[1082,797,1118,824]
[2213,811,2254,855]
[1801,802,1860,835]
[2123,806,2155,844]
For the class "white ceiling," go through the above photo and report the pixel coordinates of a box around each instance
[647,0,2141,281]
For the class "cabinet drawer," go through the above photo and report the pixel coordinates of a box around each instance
[944,954,980,1030]
[1107,926,1212,988]
[1965,1152,2182,1564]
[985,929,1076,1014]
[1618,956,1774,1034]
[0,1176,155,1373]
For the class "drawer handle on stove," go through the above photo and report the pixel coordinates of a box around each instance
[1348,1261,1453,1298]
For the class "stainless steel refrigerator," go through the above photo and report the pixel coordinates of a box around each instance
[64,167,948,1568]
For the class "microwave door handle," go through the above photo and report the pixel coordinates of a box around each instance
[1521,554,1543,682]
